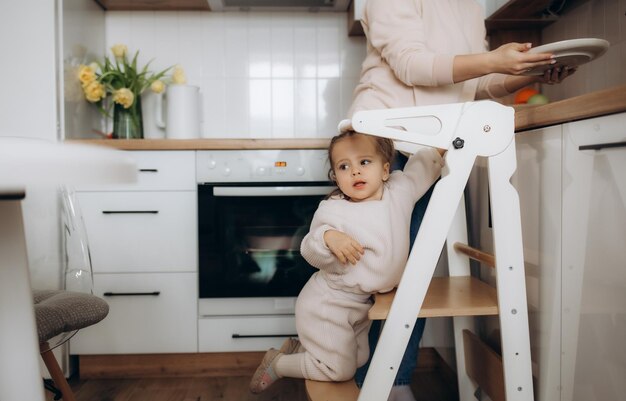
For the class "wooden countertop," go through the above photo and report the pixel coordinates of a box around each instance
[68,85,625,150]
[66,138,331,150]
[514,83,626,132]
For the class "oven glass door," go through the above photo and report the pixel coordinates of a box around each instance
[198,182,334,298]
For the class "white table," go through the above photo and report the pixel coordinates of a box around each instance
[0,137,136,401]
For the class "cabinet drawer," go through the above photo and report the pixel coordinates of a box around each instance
[78,151,196,191]
[70,272,198,354]
[198,315,297,352]
[78,191,197,273]
[564,112,626,149]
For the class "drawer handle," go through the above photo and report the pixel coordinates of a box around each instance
[102,210,159,214]
[579,141,626,151]
[232,333,298,339]
[103,291,161,297]
[139,168,159,172]
[0,191,25,200]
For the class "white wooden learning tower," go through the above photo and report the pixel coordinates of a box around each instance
[306,100,534,401]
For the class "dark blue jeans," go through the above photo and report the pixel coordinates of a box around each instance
[354,152,434,387]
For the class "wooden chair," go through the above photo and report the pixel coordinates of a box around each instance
[33,188,109,401]
[305,101,534,401]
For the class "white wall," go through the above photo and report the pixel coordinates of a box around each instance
[0,0,71,378]
[0,0,58,141]
[104,11,366,139]
[0,0,63,290]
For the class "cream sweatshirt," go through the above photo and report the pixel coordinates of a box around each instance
[348,0,512,116]
[300,148,444,295]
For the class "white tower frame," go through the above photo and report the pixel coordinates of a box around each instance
[352,100,533,401]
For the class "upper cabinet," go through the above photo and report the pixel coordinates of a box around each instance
[485,0,558,50]
[348,0,365,36]
[94,0,351,12]
[95,0,211,10]
[485,0,557,32]
[348,0,558,38]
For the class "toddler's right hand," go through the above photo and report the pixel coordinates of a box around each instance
[323,230,364,265]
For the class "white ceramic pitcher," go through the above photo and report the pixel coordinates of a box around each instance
[155,84,201,139]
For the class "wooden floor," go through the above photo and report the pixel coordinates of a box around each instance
[45,368,458,401]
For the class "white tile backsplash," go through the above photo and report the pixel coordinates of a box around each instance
[542,0,626,101]
[272,79,295,137]
[294,79,318,137]
[106,11,366,138]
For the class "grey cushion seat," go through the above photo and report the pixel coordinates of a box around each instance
[33,290,109,344]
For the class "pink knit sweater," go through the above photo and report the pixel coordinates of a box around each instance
[300,148,444,295]
[349,0,511,116]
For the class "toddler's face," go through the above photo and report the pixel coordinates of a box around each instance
[331,134,390,202]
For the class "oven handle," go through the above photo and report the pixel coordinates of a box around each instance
[213,186,335,197]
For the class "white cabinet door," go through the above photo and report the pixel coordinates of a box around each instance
[512,125,563,401]
[198,315,297,352]
[78,191,197,273]
[77,151,196,191]
[561,113,626,401]
[70,272,198,354]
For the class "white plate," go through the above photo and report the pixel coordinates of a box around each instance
[522,38,609,76]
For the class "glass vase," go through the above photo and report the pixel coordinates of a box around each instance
[112,97,144,139]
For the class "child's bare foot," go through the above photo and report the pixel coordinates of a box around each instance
[249,348,282,394]
[279,337,301,354]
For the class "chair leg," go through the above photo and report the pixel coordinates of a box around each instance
[43,378,63,400]
[40,343,76,401]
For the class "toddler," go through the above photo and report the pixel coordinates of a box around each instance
[249,131,444,393]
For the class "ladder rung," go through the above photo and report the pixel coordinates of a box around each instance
[454,242,496,267]
[369,276,498,320]
[305,379,359,401]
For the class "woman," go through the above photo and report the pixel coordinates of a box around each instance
[345,1,574,400]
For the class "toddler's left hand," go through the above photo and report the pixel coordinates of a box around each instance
[324,230,364,265]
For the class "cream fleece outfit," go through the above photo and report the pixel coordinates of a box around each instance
[348,0,512,117]
[277,148,444,382]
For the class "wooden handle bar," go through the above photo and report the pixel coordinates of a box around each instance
[453,242,495,268]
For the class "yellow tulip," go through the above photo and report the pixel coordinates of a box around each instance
[113,88,135,109]
[151,80,165,94]
[83,81,105,103]
[172,65,187,85]
[111,44,128,59]
[77,64,96,86]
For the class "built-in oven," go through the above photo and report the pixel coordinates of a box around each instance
[196,149,334,317]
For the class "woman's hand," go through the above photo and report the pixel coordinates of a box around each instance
[503,65,577,93]
[489,42,556,75]
[324,230,364,265]
[534,66,577,85]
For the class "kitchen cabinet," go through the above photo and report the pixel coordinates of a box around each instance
[479,112,626,401]
[70,151,198,354]
[94,0,211,11]
[484,0,556,32]
[511,124,563,401]
[199,316,297,352]
[560,114,626,401]
[348,0,365,36]
[76,192,197,273]
[347,0,557,38]
[71,272,198,354]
